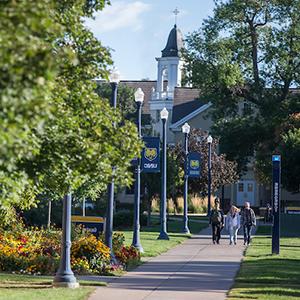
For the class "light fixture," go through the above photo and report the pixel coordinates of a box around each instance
[160,107,169,120]
[109,67,120,83]
[207,135,213,144]
[182,122,190,134]
[134,88,144,103]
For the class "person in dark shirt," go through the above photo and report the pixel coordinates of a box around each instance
[209,198,224,244]
[240,201,256,245]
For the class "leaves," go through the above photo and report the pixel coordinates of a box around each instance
[184,0,300,191]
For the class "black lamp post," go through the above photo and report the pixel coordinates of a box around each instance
[182,122,191,234]
[158,107,169,240]
[132,88,144,252]
[105,68,120,256]
[207,135,213,216]
[53,192,79,288]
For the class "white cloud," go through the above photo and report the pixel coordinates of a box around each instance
[85,1,151,34]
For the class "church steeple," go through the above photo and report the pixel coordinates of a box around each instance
[161,24,184,58]
[155,23,184,94]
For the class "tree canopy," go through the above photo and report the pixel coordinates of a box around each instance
[183,0,300,192]
[0,0,142,222]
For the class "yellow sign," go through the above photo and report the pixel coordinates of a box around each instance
[71,216,105,223]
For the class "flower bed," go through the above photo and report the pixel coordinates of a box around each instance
[0,224,141,275]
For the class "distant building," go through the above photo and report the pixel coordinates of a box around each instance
[116,24,299,209]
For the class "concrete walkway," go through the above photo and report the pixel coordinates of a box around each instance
[88,226,249,300]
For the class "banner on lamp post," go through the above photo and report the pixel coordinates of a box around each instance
[187,152,201,177]
[141,137,160,173]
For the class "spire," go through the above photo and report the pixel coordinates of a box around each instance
[161,24,184,57]
[173,7,179,25]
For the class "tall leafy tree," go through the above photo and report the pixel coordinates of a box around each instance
[26,0,142,201]
[173,129,238,197]
[0,0,62,218]
[183,0,300,191]
[1,0,142,223]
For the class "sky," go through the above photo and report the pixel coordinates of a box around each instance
[85,0,215,80]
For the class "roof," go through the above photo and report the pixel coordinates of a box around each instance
[120,80,156,114]
[161,25,184,57]
[172,99,207,124]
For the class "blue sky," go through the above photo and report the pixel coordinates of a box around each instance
[86,0,215,80]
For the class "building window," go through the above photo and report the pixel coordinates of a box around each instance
[238,183,244,192]
[248,183,253,192]
[156,110,160,122]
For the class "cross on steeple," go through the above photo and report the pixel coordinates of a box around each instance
[173,7,179,25]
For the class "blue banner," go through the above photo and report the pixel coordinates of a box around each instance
[141,137,160,173]
[187,152,201,177]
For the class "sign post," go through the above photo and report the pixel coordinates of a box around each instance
[272,155,281,255]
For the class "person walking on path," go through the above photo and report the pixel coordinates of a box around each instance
[240,201,256,245]
[225,205,241,245]
[209,199,224,244]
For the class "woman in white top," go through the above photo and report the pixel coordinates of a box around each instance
[226,205,241,245]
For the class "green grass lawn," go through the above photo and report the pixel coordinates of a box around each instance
[0,273,106,300]
[122,217,207,257]
[228,232,300,299]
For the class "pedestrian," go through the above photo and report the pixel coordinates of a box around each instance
[225,205,240,245]
[209,198,224,244]
[264,203,272,223]
[240,201,256,245]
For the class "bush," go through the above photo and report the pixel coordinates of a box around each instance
[115,245,140,269]
[114,210,147,228]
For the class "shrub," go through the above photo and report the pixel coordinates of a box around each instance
[114,210,147,228]
[115,245,140,269]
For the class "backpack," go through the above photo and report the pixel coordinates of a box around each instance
[211,210,222,224]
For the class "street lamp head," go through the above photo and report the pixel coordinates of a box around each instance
[182,122,190,134]
[207,135,213,144]
[109,67,120,83]
[160,107,169,120]
[134,88,144,103]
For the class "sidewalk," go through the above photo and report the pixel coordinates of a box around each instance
[87,226,249,300]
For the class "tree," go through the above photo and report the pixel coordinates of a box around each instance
[173,129,238,197]
[25,0,142,201]
[1,0,142,223]
[183,0,300,191]
[95,83,137,122]
[0,0,63,221]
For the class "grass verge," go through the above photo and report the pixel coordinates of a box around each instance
[227,230,300,299]
[0,273,106,300]
[122,217,207,257]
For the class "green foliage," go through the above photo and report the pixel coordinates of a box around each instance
[113,210,147,228]
[0,0,142,220]
[95,82,137,121]
[280,127,300,193]
[173,128,238,196]
[0,0,61,214]
[184,0,300,191]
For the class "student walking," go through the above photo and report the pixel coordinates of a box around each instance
[225,205,241,245]
[209,199,224,244]
[241,201,256,245]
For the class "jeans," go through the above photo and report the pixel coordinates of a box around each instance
[229,226,239,244]
[243,224,252,244]
[212,223,222,243]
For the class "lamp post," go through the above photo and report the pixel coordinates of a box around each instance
[182,122,190,234]
[132,88,144,252]
[207,135,213,216]
[53,192,79,288]
[105,68,120,256]
[158,107,169,240]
